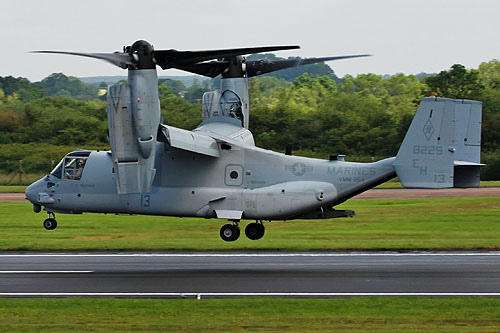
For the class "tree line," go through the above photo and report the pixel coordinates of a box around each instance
[0,60,499,179]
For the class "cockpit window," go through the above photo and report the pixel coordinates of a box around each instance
[62,157,87,181]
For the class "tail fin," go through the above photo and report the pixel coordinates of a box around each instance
[394,97,483,188]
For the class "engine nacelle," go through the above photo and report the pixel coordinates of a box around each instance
[107,69,160,194]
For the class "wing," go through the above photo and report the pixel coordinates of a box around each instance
[158,125,220,157]
[158,117,256,158]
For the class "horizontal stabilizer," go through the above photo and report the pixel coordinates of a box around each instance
[453,160,485,166]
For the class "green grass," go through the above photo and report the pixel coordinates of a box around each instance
[480,180,500,187]
[0,297,499,332]
[375,180,500,189]
[2,196,500,251]
[0,185,27,193]
[0,173,45,186]
[374,181,403,189]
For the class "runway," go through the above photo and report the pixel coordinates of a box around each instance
[1,252,500,297]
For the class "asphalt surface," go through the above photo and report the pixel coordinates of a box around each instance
[0,252,499,297]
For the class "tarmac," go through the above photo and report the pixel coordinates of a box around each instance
[0,252,499,297]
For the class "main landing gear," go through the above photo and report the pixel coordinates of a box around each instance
[43,212,57,230]
[219,220,265,242]
[245,221,265,240]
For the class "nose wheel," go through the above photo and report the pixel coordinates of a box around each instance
[43,212,57,230]
[220,222,240,242]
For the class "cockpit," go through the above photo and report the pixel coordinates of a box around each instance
[202,89,245,127]
[50,151,90,181]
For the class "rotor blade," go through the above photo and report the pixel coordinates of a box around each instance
[173,61,231,78]
[246,54,371,77]
[31,51,136,69]
[154,45,300,70]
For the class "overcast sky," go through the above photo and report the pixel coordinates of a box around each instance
[2,0,499,81]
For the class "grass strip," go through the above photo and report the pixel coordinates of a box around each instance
[0,297,499,332]
[0,186,27,193]
[0,174,45,187]
[1,196,499,251]
[375,180,500,189]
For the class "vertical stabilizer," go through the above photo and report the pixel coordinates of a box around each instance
[394,97,482,188]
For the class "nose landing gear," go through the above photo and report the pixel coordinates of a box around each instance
[220,221,240,242]
[43,212,57,230]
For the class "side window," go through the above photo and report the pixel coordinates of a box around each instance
[63,158,87,181]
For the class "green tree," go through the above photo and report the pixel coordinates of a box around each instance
[0,76,45,102]
[39,73,99,101]
[158,79,186,97]
[478,59,500,89]
[424,64,484,99]
[183,79,212,104]
[477,60,500,152]
[246,53,341,83]
[159,85,202,129]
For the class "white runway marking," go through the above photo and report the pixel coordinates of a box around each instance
[0,252,500,257]
[0,271,93,274]
[0,292,499,298]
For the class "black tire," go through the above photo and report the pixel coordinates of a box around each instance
[220,224,240,242]
[43,218,57,230]
[245,223,265,240]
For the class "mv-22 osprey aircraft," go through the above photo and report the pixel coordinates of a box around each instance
[26,40,483,241]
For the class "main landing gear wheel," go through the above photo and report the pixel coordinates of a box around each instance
[220,224,240,242]
[245,222,265,240]
[43,212,57,230]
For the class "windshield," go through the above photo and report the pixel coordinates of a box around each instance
[50,159,64,179]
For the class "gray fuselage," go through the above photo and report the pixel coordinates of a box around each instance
[26,141,396,221]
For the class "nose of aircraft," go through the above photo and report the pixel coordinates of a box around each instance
[25,179,45,204]
[25,182,38,203]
